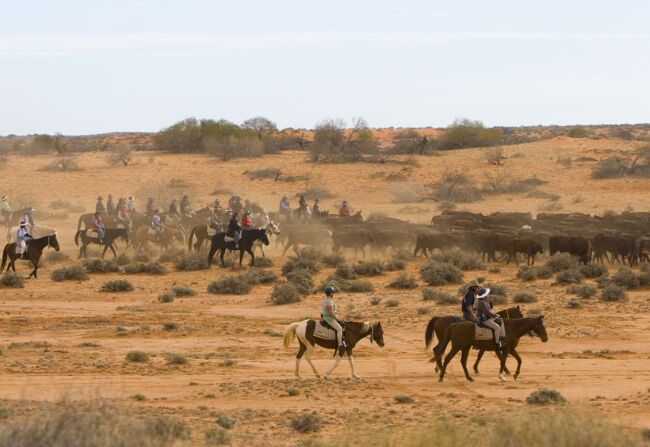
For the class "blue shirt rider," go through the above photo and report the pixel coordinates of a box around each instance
[462,279,480,323]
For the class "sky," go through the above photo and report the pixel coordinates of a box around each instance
[1,0,649,135]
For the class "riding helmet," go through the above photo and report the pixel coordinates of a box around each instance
[324,286,336,295]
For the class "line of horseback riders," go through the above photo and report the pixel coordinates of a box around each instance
[278,194,353,222]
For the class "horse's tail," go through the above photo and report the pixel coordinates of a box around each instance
[1,245,7,271]
[188,226,196,251]
[425,317,438,350]
[74,230,81,246]
[77,214,85,232]
[283,322,301,350]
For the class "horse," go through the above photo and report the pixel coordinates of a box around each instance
[74,228,129,258]
[424,306,524,375]
[188,223,224,252]
[252,222,280,257]
[283,320,384,379]
[1,234,60,279]
[6,224,57,244]
[207,228,270,267]
[434,316,548,382]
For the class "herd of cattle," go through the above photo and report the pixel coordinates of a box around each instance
[279,210,650,266]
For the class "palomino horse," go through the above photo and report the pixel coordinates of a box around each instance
[434,316,548,382]
[425,306,524,375]
[74,228,129,258]
[208,228,270,267]
[283,320,384,379]
[1,234,60,278]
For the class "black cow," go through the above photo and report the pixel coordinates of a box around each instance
[413,232,461,257]
[507,238,544,265]
[549,235,592,264]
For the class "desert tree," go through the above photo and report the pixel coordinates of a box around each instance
[485,146,505,166]
[106,148,133,167]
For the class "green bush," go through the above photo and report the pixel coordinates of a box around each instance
[207,275,252,295]
[126,351,149,362]
[580,263,608,278]
[555,269,584,284]
[51,265,88,282]
[388,273,418,289]
[270,281,301,304]
[175,253,209,271]
[385,299,399,307]
[286,269,314,295]
[601,284,628,302]
[420,261,464,286]
[430,249,485,270]
[165,353,187,365]
[0,272,24,288]
[353,260,384,276]
[245,268,277,285]
[171,285,195,297]
[82,258,120,273]
[567,126,589,138]
[422,288,458,304]
[513,292,537,303]
[100,279,133,292]
[438,118,503,150]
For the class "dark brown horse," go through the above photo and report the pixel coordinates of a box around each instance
[1,234,60,278]
[207,228,269,267]
[74,228,129,258]
[425,306,524,374]
[434,316,548,382]
[187,224,223,251]
[283,320,384,379]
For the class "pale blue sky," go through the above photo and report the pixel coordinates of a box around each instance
[1,0,649,134]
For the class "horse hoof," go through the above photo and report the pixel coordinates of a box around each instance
[474,370,480,375]
[468,377,474,382]
[513,374,519,381]
[438,377,444,382]
[499,374,506,382]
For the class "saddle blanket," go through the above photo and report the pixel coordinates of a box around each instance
[475,324,506,341]
[224,235,235,242]
[313,321,337,340]
[85,230,99,239]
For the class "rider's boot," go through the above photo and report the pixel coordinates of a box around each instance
[337,342,347,356]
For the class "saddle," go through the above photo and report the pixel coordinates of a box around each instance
[224,235,235,243]
[474,323,506,341]
[207,228,218,237]
[85,230,99,239]
[313,319,345,341]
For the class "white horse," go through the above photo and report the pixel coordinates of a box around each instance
[252,221,280,257]
[283,319,384,379]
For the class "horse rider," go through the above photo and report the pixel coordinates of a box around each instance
[208,205,222,232]
[146,197,156,216]
[16,221,31,257]
[321,286,347,355]
[213,198,223,212]
[242,210,253,229]
[151,209,162,242]
[91,212,105,244]
[312,199,321,219]
[126,196,136,214]
[461,279,480,323]
[475,287,503,349]
[231,196,243,215]
[339,200,351,217]
[106,194,115,216]
[244,199,252,212]
[227,212,242,248]
[279,195,291,221]
[22,207,35,232]
[95,196,106,215]
[116,200,130,229]
[180,195,192,216]
[0,196,11,228]
[168,199,180,217]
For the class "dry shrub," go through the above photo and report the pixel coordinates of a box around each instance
[114,254,132,266]
[123,262,166,275]
[513,292,537,303]
[282,250,321,275]
[285,269,314,295]
[566,284,597,298]
[40,156,81,172]
[322,275,374,293]
[321,252,345,267]
[0,272,24,288]
[100,279,134,292]
[485,283,508,304]
[205,428,230,445]
[0,400,190,447]
[335,264,357,279]
[270,281,301,304]
[252,257,273,268]
[516,266,552,281]
[290,412,322,433]
[171,285,195,297]
[432,170,483,203]
[51,265,88,282]
[611,267,640,289]
[353,260,384,276]
[420,261,464,286]
[592,157,630,179]
[555,269,584,284]
[580,263,608,278]
[390,182,426,203]
[45,251,69,263]
[245,268,277,285]
[545,253,578,273]
[207,275,251,295]
[388,273,418,289]
[247,168,281,180]
[126,351,149,362]
[175,253,209,271]
[430,249,484,270]
[157,293,175,303]
[422,288,457,304]
[82,258,120,273]
[601,284,628,302]
[106,148,133,167]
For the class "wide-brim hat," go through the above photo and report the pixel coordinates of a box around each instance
[467,279,479,288]
[1,196,7,201]
[477,288,491,299]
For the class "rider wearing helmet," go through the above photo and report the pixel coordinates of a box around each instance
[476,287,503,349]
[322,286,347,355]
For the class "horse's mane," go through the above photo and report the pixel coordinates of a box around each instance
[345,321,371,333]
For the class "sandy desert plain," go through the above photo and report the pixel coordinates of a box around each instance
[0,133,648,446]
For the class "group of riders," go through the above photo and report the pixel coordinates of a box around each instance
[322,278,504,355]
[279,194,353,222]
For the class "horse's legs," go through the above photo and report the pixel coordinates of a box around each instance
[295,342,306,378]
[325,352,342,378]
[439,345,461,382]
[510,347,523,380]
[347,353,360,379]
[110,243,117,258]
[460,346,474,381]
[473,349,486,374]
[498,347,509,381]
[101,244,109,258]
[304,344,320,378]
[219,249,226,267]
[246,248,255,266]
